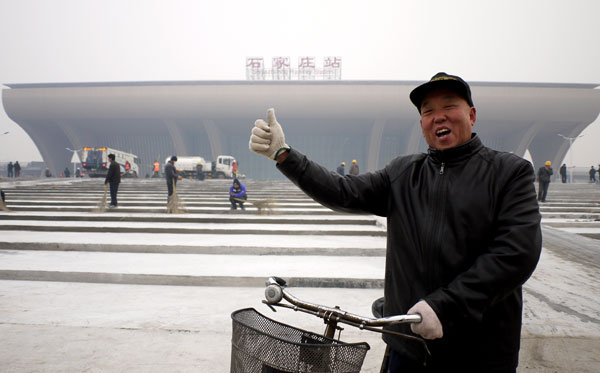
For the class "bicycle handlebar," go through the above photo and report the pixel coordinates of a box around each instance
[263,276,422,328]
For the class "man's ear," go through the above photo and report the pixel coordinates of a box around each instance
[470,107,477,127]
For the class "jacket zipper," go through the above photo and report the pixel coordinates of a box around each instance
[426,162,447,292]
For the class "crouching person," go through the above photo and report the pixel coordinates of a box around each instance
[229,178,247,210]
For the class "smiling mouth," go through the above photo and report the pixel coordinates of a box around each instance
[436,129,451,137]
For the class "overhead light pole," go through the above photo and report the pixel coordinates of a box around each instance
[65,148,81,178]
[558,134,583,184]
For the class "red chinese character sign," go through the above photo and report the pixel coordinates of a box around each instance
[323,56,342,80]
[245,56,341,80]
[272,56,291,80]
[298,56,316,80]
[246,57,265,80]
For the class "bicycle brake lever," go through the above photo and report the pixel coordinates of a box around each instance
[262,300,278,312]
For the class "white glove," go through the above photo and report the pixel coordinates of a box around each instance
[249,108,289,160]
[408,300,443,340]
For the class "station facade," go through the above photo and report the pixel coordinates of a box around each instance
[2,80,599,178]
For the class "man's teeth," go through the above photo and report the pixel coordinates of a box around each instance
[436,129,451,137]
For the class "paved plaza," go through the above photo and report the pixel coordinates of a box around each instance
[0,178,599,372]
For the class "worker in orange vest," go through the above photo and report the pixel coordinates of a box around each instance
[153,160,160,178]
[232,161,238,177]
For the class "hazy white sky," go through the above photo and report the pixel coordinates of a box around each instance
[1,0,599,165]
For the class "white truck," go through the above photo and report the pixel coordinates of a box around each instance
[80,146,140,178]
[166,155,237,179]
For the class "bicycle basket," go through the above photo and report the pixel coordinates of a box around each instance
[231,308,369,373]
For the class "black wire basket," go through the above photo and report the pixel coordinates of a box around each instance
[231,308,370,373]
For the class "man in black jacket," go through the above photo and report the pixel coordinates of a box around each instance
[104,154,121,208]
[559,163,567,183]
[165,156,179,200]
[249,72,542,372]
[537,161,553,202]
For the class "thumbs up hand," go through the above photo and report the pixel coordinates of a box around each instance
[249,108,289,160]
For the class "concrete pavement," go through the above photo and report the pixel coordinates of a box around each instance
[0,178,599,371]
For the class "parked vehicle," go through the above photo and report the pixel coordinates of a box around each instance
[80,147,140,178]
[167,155,237,179]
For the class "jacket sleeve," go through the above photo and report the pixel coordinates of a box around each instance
[425,159,542,330]
[105,163,114,184]
[277,148,390,216]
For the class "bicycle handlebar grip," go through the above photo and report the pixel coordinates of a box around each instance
[265,284,283,304]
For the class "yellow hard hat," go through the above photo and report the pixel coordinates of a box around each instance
[545,161,551,166]
[352,159,357,163]
[341,162,346,166]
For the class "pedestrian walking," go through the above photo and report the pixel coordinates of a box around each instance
[537,161,553,202]
[589,166,597,183]
[7,161,13,177]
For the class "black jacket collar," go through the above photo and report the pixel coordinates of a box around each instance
[427,133,483,164]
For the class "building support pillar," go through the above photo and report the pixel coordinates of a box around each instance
[367,119,386,172]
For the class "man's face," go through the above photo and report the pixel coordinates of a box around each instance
[420,88,476,150]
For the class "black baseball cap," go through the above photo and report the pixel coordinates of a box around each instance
[170,155,178,161]
[410,72,474,113]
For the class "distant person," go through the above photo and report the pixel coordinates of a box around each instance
[7,161,13,177]
[44,168,52,178]
[336,161,346,175]
[64,167,71,178]
[229,178,247,210]
[537,161,553,202]
[125,160,131,175]
[13,161,21,178]
[349,159,359,175]
[196,162,205,180]
[559,163,567,183]
[165,156,180,200]
[232,161,238,177]
[0,188,6,211]
[589,166,597,183]
[104,154,121,208]
[76,168,82,178]
[153,160,160,178]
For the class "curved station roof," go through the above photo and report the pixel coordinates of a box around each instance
[2,80,599,178]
